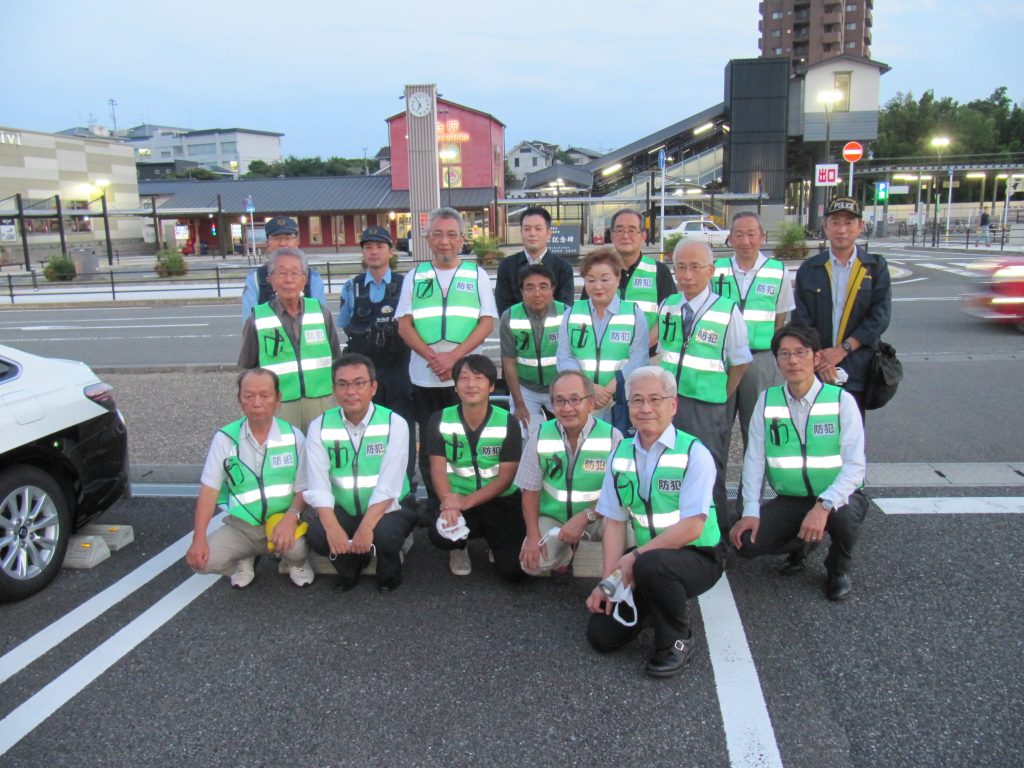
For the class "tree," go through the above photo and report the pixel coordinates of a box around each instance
[241,155,379,179]
[170,167,221,180]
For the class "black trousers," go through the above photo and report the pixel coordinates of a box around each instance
[375,364,416,486]
[306,503,419,587]
[411,385,459,507]
[587,544,725,654]
[427,492,528,583]
[673,399,732,535]
[733,491,869,575]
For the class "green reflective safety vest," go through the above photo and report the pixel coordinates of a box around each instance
[658,294,735,403]
[566,300,638,386]
[536,418,615,524]
[763,384,844,497]
[510,301,565,387]
[439,405,516,497]
[622,256,662,328]
[217,417,299,526]
[609,431,720,548]
[410,261,482,345]
[254,298,333,402]
[319,405,410,517]
[713,257,785,350]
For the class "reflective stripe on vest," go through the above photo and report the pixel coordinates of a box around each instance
[658,294,735,403]
[713,257,785,350]
[566,300,638,386]
[217,417,298,525]
[410,262,482,344]
[321,405,410,516]
[763,384,843,497]
[609,432,720,548]
[622,257,661,328]
[510,301,565,386]
[536,418,614,524]
[440,405,516,497]
[254,298,333,402]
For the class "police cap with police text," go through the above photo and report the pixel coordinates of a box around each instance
[824,196,862,218]
[360,225,393,246]
[265,216,299,236]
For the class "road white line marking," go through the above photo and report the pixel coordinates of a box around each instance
[0,334,229,342]
[892,296,960,302]
[0,573,220,757]
[876,497,1024,515]
[700,574,783,768]
[14,323,209,331]
[0,314,235,326]
[917,262,975,277]
[893,277,929,285]
[0,515,224,687]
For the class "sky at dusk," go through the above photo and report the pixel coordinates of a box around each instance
[4,0,1021,159]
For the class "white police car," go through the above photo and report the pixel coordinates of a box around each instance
[0,344,129,601]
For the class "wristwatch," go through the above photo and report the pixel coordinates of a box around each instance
[841,340,854,354]
[817,497,835,513]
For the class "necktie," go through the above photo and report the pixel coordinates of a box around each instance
[683,303,695,339]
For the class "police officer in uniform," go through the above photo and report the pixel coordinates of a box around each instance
[239,247,341,433]
[338,226,415,484]
[656,239,750,531]
[586,367,724,678]
[241,216,326,321]
[517,370,623,579]
[730,324,867,602]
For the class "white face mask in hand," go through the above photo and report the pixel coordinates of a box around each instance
[610,581,638,627]
[436,515,470,541]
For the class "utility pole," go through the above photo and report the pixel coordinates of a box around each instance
[108,98,119,134]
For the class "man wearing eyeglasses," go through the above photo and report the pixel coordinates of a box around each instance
[303,354,419,593]
[730,324,866,601]
[517,370,623,580]
[582,208,676,340]
[586,366,724,678]
[499,263,563,434]
[239,247,341,433]
[338,226,415,487]
[397,207,499,509]
[657,239,750,532]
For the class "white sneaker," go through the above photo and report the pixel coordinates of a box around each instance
[450,548,472,576]
[230,557,256,589]
[288,559,315,587]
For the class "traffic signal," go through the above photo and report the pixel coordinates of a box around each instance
[875,181,889,202]
[211,223,218,236]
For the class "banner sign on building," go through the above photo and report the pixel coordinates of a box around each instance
[548,224,581,257]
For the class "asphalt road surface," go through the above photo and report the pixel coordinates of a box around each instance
[1,490,1021,767]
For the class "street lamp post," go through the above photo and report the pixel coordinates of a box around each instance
[930,136,950,246]
[94,179,113,265]
[816,89,843,229]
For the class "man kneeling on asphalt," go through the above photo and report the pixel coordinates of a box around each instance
[426,354,526,581]
[517,370,622,580]
[186,368,315,589]
[303,354,419,593]
[586,366,725,678]
[729,324,867,602]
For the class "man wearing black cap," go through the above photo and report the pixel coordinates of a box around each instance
[338,226,415,486]
[241,216,326,320]
[793,196,891,416]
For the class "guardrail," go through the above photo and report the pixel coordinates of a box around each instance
[1,260,392,304]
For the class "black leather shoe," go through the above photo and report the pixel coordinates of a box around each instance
[779,551,807,576]
[334,575,361,592]
[377,577,402,593]
[645,634,702,678]
[826,572,853,601]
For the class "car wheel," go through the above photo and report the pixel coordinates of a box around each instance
[0,465,72,602]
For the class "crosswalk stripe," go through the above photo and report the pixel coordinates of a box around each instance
[876,497,1024,515]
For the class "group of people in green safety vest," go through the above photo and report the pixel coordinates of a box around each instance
[187,199,881,680]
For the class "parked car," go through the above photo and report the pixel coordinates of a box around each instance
[962,256,1024,332]
[663,219,730,247]
[0,345,129,602]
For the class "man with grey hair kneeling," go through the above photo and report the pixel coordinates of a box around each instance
[585,366,725,678]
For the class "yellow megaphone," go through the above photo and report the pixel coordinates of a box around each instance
[265,512,308,552]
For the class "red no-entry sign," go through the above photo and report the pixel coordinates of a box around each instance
[842,141,864,163]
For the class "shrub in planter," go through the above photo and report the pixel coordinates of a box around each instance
[44,254,76,282]
[663,233,684,257]
[472,236,503,268]
[155,249,189,277]
[774,221,809,260]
